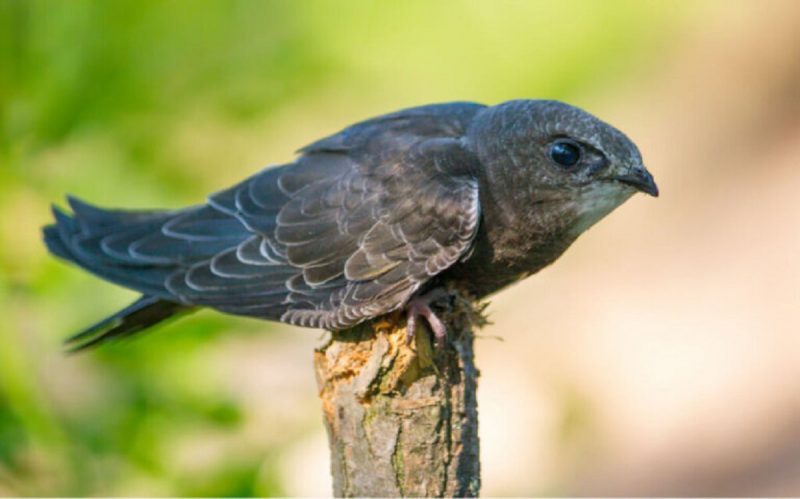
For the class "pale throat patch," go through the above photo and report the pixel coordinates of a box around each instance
[568,183,635,236]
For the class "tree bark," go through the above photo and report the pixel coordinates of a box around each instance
[313,291,482,497]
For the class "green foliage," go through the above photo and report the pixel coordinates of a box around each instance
[0,0,686,495]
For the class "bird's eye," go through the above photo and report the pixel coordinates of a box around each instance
[549,140,582,168]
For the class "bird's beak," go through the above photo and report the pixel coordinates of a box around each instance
[610,165,659,197]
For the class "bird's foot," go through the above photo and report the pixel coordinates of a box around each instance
[406,288,451,348]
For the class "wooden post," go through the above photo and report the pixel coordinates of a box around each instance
[313,291,483,497]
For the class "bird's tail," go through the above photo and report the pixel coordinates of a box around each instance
[63,295,193,352]
[43,196,194,351]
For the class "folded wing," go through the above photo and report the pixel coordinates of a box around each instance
[47,102,485,331]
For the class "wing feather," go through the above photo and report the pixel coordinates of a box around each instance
[50,102,486,330]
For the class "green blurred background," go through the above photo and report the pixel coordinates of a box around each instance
[2,0,800,496]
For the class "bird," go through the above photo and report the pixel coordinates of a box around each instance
[44,99,658,351]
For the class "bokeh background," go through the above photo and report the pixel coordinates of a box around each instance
[2,0,800,495]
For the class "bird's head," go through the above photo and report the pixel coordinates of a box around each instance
[467,100,657,236]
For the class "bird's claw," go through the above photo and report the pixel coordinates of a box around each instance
[406,289,450,348]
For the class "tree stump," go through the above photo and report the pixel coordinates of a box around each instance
[313,291,483,497]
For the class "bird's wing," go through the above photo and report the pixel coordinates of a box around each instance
[167,142,480,329]
[167,103,485,329]
[48,102,486,330]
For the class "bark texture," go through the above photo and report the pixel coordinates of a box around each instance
[314,292,482,497]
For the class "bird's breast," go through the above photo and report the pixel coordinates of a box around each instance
[438,216,578,298]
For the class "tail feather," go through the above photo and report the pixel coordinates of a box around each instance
[43,218,74,261]
[65,295,192,352]
[44,197,195,351]
[66,195,173,233]
[42,198,179,296]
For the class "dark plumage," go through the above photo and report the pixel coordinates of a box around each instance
[44,100,657,350]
